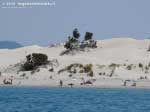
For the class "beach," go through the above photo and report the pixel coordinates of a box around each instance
[0,38,150,88]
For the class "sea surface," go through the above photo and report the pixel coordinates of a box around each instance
[0,87,150,112]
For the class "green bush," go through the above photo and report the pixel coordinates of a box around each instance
[84,32,93,41]
[73,28,80,39]
[84,64,93,73]
[145,66,149,70]
[87,71,94,77]
[64,28,80,50]
[22,62,35,71]
[58,69,66,74]
[21,53,48,71]
[63,29,97,53]
[32,53,48,66]
[109,63,120,68]
[64,37,78,50]
[20,73,26,77]
[126,65,132,70]
[79,70,84,73]
[139,63,143,68]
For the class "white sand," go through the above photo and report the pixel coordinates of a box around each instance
[0,38,150,88]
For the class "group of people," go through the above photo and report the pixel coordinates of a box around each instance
[59,80,74,88]
[3,78,13,85]
[123,80,136,87]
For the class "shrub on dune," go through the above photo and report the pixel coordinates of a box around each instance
[21,53,48,71]
[139,63,143,68]
[87,71,94,77]
[84,64,93,73]
[61,28,97,55]
[32,53,48,66]
[58,63,93,75]
[126,65,132,70]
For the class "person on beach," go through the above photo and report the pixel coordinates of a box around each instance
[3,78,13,85]
[3,79,6,84]
[123,81,127,86]
[81,78,85,85]
[132,82,136,87]
[50,76,53,80]
[60,80,63,87]
[10,79,13,85]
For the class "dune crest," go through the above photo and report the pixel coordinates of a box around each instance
[0,38,150,88]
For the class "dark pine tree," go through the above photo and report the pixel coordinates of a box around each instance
[84,32,93,41]
[73,28,80,39]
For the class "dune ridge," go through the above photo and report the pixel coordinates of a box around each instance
[0,38,150,88]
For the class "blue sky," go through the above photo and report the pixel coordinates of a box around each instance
[0,0,150,46]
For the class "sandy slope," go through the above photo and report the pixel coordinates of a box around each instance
[0,38,150,88]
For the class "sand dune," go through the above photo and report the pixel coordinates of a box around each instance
[0,38,150,88]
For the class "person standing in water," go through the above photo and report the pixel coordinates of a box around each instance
[60,80,63,87]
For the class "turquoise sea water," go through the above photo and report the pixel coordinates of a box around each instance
[0,87,150,112]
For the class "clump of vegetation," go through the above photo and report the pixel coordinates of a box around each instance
[87,71,94,77]
[96,64,106,69]
[21,53,49,71]
[145,66,149,70]
[83,64,93,73]
[67,63,83,71]
[65,63,83,73]
[49,68,54,72]
[145,66,149,74]
[31,53,48,66]
[61,28,97,55]
[64,29,80,51]
[20,73,26,77]
[58,63,93,77]
[109,63,120,68]
[84,32,93,41]
[80,32,97,48]
[126,65,132,70]
[79,70,84,73]
[22,62,34,71]
[58,64,82,74]
[139,63,143,68]
[83,64,93,77]
[58,69,66,74]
